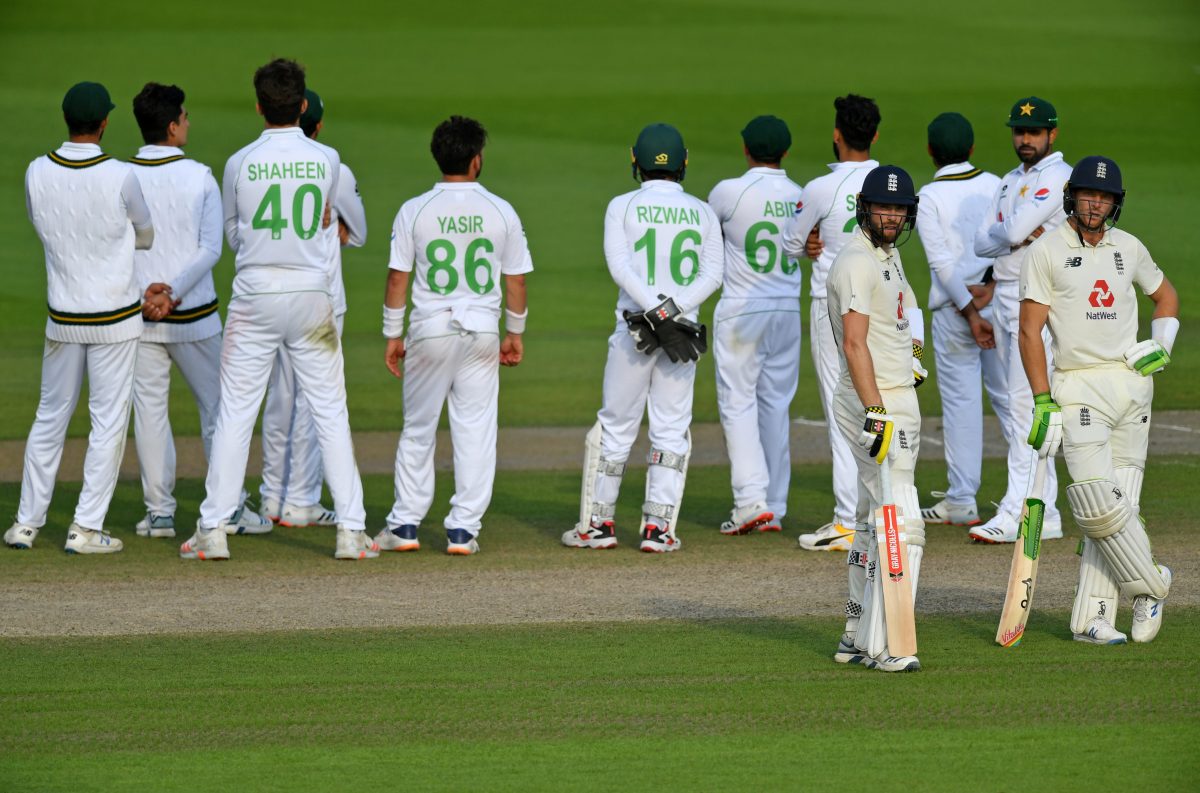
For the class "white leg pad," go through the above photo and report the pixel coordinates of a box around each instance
[1071,538,1121,634]
[845,524,870,633]
[1067,479,1167,599]
[896,484,926,596]
[577,421,623,530]
[639,430,690,532]
[1114,466,1143,516]
[855,528,888,659]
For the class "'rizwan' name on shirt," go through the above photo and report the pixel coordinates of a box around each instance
[636,205,702,225]
[247,161,328,181]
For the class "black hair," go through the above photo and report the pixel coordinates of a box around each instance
[834,94,880,152]
[637,168,681,182]
[132,83,186,145]
[253,58,306,126]
[749,155,782,167]
[66,118,103,136]
[300,114,320,138]
[431,115,487,175]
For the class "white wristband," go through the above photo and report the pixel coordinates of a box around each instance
[906,307,925,346]
[505,307,527,335]
[382,304,406,339]
[1151,316,1180,355]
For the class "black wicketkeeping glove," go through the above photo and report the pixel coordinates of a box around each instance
[623,310,659,355]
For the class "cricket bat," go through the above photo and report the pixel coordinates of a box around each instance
[876,457,917,657]
[995,453,1050,647]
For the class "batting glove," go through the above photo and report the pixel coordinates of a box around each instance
[1027,392,1062,458]
[858,406,896,465]
[1124,339,1171,376]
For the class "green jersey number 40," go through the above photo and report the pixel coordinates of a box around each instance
[252,183,323,241]
[425,238,495,296]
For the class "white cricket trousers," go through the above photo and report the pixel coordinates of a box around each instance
[930,306,1009,506]
[132,335,222,516]
[811,297,858,526]
[1053,366,1152,484]
[260,314,346,508]
[592,323,694,523]
[386,328,499,534]
[992,281,1060,520]
[17,338,137,530]
[832,384,921,530]
[714,299,800,517]
[199,292,365,530]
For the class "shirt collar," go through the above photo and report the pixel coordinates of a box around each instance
[933,161,976,178]
[435,181,483,190]
[855,226,895,262]
[747,166,787,177]
[136,144,184,158]
[57,141,103,157]
[827,158,879,173]
[1023,150,1065,174]
[260,127,304,138]
[639,180,684,192]
[1058,220,1113,249]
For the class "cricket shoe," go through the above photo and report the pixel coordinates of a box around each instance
[1131,566,1172,644]
[833,632,868,665]
[5,523,38,549]
[797,522,853,552]
[920,494,980,526]
[719,502,774,536]
[639,524,681,553]
[1040,515,1063,540]
[562,520,618,549]
[279,503,337,528]
[64,524,123,555]
[179,525,230,561]
[969,510,1018,543]
[758,520,782,533]
[376,524,420,552]
[135,513,176,538]
[1073,616,1127,645]
[223,503,273,535]
[260,497,281,523]
[335,528,380,560]
[865,653,921,673]
[446,528,480,555]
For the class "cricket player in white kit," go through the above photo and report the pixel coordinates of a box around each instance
[826,165,927,672]
[562,123,722,553]
[914,113,1003,528]
[1020,156,1178,645]
[259,89,367,528]
[127,82,270,540]
[376,116,531,555]
[970,97,1072,543]
[707,115,803,534]
[180,59,375,561]
[782,95,882,553]
[6,82,154,555]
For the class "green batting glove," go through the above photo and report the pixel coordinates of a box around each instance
[1124,340,1171,376]
[1027,392,1062,457]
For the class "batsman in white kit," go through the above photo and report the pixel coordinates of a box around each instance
[1019,156,1178,645]
[562,123,721,553]
[781,95,882,553]
[376,115,531,556]
[826,165,927,672]
[707,115,803,535]
[970,96,1072,543]
[127,82,270,540]
[7,82,154,554]
[181,58,375,561]
[259,88,367,529]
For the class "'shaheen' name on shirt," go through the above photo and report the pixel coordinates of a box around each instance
[247,161,328,181]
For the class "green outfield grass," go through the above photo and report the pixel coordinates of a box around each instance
[1,0,1197,439]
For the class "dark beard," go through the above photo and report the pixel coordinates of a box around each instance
[833,141,840,162]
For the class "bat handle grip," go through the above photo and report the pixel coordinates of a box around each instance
[879,454,893,506]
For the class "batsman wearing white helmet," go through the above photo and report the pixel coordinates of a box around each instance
[914,112,1003,529]
[5,82,153,555]
[180,58,375,562]
[826,165,927,673]
[259,88,367,529]
[782,94,882,553]
[707,115,803,535]
[375,115,531,556]
[970,96,1072,544]
[562,123,722,553]
[1019,155,1178,645]
[127,82,270,541]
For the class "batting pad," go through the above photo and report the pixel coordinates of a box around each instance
[1071,537,1121,634]
[845,525,871,630]
[855,540,888,660]
[1067,479,1168,599]
[577,422,624,530]
[1114,466,1144,514]
[639,430,690,532]
[896,484,925,595]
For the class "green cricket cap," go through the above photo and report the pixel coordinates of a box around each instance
[632,123,687,172]
[741,115,791,161]
[300,89,324,129]
[62,82,114,124]
[927,112,974,162]
[1006,96,1058,129]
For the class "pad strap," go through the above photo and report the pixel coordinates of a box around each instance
[642,501,675,521]
[646,448,687,472]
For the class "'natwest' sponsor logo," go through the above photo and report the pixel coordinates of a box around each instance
[1088,280,1115,308]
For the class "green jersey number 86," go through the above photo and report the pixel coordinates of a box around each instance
[426,238,495,296]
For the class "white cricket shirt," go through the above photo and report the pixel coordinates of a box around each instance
[916,162,1002,311]
[974,151,1072,283]
[324,162,366,317]
[707,167,804,301]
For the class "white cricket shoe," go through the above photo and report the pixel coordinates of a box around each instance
[335,528,380,560]
[798,522,853,552]
[1040,515,1063,540]
[969,510,1018,544]
[135,514,176,538]
[639,524,681,553]
[223,503,273,535]
[179,525,230,561]
[920,496,980,526]
[446,528,480,556]
[5,523,39,549]
[376,524,420,552]
[865,653,921,672]
[279,503,337,528]
[758,520,782,533]
[719,502,774,536]
[1073,616,1127,645]
[833,633,868,665]
[562,520,618,549]
[1131,566,1172,644]
[260,497,281,523]
[64,524,123,555]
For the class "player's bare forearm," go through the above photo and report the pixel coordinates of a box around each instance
[1148,277,1179,319]
[1018,299,1051,395]
[503,274,527,314]
[385,269,410,309]
[843,311,883,408]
